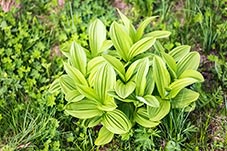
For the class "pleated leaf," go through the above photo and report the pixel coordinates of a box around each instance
[125,60,140,82]
[65,100,103,119]
[135,108,160,128]
[153,56,170,98]
[144,68,155,95]
[64,62,88,86]
[69,41,87,75]
[102,109,131,134]
[65,90,84,102]
[169,45,191,62]
[166,78,200,98]
[110,22,133,61]
[76,84,100,102]
[161,52,177,79]
[136,95,160,107]
[59,75,77,94]
[95,126,114,146]
[145,31,171,39]
[88,19,106,57]
[103,54,126,81]
[172,88,199,108]
[135,58,149,96]
[49,78,61,93]
[136,16,157,40]
[115,80,136,99]
[176,52,200,76]
[147,97,170,121]
[117,9,136,41]
[94,64,116,102]
[84,116,102,128]
[99,40,113,53]
[179,70,204,82]
[129,37,156,59]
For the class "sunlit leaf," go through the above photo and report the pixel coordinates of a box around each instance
[59,75,77,94]
[88,19,106,57]
[136,16,158,40]
[179,70,204,82]
[136,95,160,107]
[135,58,149,96]
[65,99,103,119]
[129,37,156,59]
[153,56,170,98]
[147,97,170,121]
[166,78,200,98]
[64,62,88,86]
[76,84,100,102]
[135,108,160,128]
[176,52,200,76]
[95,126,114,146]
[65,90,84,102]
[115,80,136,99]
[169,45,191,62]
[69,41,87,75]
[102,109,131,134]
[145,31,171,39]
[172,88,199,108]
[103,54,126,81]
[49,78,61,93]
[110,22,133,61]
[125,60,140,82]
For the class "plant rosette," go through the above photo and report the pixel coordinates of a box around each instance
[49,10,204,146]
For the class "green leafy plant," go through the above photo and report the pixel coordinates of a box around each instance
[50,10,204,146]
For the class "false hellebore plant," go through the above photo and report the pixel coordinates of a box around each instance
[49,10,204,145]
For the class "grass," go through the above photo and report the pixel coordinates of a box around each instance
[0,0,227,150]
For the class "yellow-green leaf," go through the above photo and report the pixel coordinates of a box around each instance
[95,126,114,146]
[115,80,136,99]
[179,70,204,82]
[145,31,171,39]
[169,45,191,62]
[172,88,199,108]
[176,52,200,76]
[153,56,170,98]
[136,95,160,107]
[102,109,131,134]
[129,37,156,59]
[88,19,106,57]
[65,100,103,119]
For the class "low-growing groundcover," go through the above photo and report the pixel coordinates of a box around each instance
[50,10,204,147]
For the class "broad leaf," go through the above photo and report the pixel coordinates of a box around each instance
[166,78,200,98]
[136,16,157,40]
[64,62,88,86]
[161,52,177,79]
[169,45,191,62]
[95,126,114,146]
[117,9,136,41]
[84,116,102,128]
[102,109,131,134]
[144,68,155,95]
[172,88,199,108]
[110,22,133,61]
[125,60,140,82]
[176,52,200,76]
[59,75,77,94]
[88,19,106,57]
[153,56,170,98]
[147,97,170,121]
[179,70,204,82]
[94,64,116,102]
[135,108,160,128]
[69,41,87,75]
[65,90,84,102]
[129,37,156,59]
[103,54,126,81]
[76,84,100,102]
[87,56,106,74]
[49,78,61,93]
[99,40,113,53]
[65,99,103,119]
[115,80,136,99]
[135,58,149,96]
[145,31,171,39]
[136,95,160,107]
